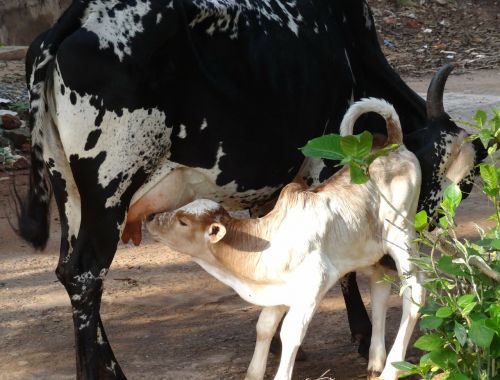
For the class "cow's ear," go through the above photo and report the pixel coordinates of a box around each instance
[207,223,226,244]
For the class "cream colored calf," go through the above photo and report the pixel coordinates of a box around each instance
[146,98,425,380]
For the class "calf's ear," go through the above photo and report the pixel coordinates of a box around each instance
[207,223,226,243]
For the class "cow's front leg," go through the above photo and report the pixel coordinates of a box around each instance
[340,272,372,359]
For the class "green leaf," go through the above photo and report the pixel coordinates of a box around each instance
[439,216,450,228]
[415,210,429,232]
[442,184,462,214]
[367,143,399,164]
[444,371,470,380]
[429,348,458,368]
[480,164,499,191]
[436,306,454,318]
[461,302,477,316]
[487,143,498,156]
[391,361,418,373]
[300,134,345,160]
[479,129,492,149]
[492,239,500,250]
[454,321,467,347]
[438,256,464,276]
[349,164,369,184]
[474,109,487,126]
[358,131,373,158]
[414,334,444,351]
[490,334,500,357]
[421,315,444,329]
[469,320,495,348]
[457,294,476,308]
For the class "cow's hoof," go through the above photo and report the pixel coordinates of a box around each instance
[367,370,381,380]
[354,334,371,360]
[269,336,308,362]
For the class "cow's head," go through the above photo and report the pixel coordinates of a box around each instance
[406,64,487,216]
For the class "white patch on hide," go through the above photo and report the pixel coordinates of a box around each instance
[82,0,152,62]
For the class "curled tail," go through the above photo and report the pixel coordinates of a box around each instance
[339,97,403,145]
[16,1,89,250]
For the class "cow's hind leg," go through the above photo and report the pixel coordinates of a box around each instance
[340,272,372,359]
[56,220,126,380]
[51,169,131,378]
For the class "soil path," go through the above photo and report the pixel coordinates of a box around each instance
[0,69,499,380]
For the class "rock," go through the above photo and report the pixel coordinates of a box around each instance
[2,126,30,148]
[20,142,31,153]
[0,146,28,169]
[406,19,421,29]
[11,155,29,169]
[0,135,11,148]
[0,110,18,116]
[0,46,28,60]
[1,114,22,130]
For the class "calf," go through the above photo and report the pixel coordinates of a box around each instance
[146,98,425,380]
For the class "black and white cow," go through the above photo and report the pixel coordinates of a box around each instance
[17,0,485,378]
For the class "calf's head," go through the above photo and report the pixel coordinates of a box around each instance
[146,199,229,257]
[406,64,487,216]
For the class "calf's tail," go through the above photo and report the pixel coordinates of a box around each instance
[339,97,403,145]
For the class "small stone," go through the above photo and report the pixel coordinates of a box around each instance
[1,114,22,130]
[3,126,30,149]
[0,135,11,148]
[20,142,31,153]
[11,156,29,170]
[406,19,420,29]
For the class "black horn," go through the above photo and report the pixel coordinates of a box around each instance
[426,63,454,119]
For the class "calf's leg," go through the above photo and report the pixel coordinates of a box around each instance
[367,267,392,379]
[379,246,424,380]
[245,306,287,380]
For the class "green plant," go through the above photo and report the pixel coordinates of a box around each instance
[392,109,500,380]
[8,101,29,114]
[300,108,500,380]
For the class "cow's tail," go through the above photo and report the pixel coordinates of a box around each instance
[14,58,56,250]
[15,1,89,250]
[339,98,403,145]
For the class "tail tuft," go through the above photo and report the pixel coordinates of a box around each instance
[12,163,52,250]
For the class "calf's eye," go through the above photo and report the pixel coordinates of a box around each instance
[179,219,188,226]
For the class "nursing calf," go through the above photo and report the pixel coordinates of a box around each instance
[147,98,425,380]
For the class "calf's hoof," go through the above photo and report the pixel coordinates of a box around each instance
[367,370,381,380]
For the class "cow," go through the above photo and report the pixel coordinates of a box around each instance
[17,0,485,378]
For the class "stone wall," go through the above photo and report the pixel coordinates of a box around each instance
[0,0,71,45]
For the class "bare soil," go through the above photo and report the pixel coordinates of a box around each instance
[0,159,496,380]
[1,20,500,380]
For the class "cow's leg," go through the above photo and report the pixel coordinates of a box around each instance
[42,112,127,378]
[245,306,287,380]
[56,211,126,380]
[340,272,372,359]
[367,267,391,379]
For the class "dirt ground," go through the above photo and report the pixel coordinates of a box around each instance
[0,68,498,380]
